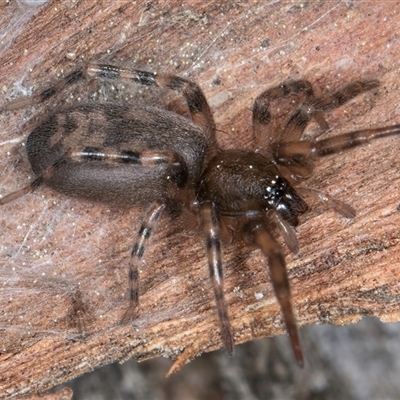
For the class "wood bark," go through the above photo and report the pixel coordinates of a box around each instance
[0,1,399,398]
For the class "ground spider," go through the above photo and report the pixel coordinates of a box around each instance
[2,64,400,366]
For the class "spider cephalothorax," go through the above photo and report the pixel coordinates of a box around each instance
[2,64,400,367]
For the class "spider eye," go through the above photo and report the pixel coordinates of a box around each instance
[262,175,308,225]
[263,175,286,205]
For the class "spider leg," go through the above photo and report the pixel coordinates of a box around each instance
[201,201,234,354]
[66,146,188,323]
[0,147,188,205]
[85,64,217,148]
[2,70,84,111]
[246,220,303,366]
[69,284,88,336]
[67,146,188,189]
[312,80,380,113]
[281,80,379,141]
[253,79,380,152]
[122,201,166,323]
[252,79,314,148]
[306,79,381,140]
[3,64,217,147]
[283,79,381,142]
[276,124,400,162]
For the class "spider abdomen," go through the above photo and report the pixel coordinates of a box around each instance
[26,104,208,205]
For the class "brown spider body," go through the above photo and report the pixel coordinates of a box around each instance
[198,150,308,223]
[2,63,400,368]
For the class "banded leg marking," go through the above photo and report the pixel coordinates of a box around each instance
[312,80,380,111]
[248,221,303,366]
[86,63,216,146]
[67,146,188,188]
[3,63,217,150]
[201,201,234,354]
[276,124,400,162]
[282,79,381,143]
[253,79,380,150]
[68,147,182,166]
[2,69,85,111]
[121,201,166,323]
[252,80,314,147]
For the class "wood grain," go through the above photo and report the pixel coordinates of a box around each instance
[0,1,400,398]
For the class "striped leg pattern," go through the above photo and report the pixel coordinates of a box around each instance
[246,220,304,367]
[252,79,380,150]
[2,69,84,111]
[85,63,216,145]
[201,201,234,354]
[2,63,217,146]
[0,147,188,204]
[252,79,315,147]
[276,124,400,162]
[122,201,166,323]
[68,146,188,188]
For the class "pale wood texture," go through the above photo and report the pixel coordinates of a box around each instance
[0,1,400,398]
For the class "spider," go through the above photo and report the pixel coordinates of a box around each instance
[2,63,400,367]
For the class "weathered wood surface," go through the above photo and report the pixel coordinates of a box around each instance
[0,1,399,398]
